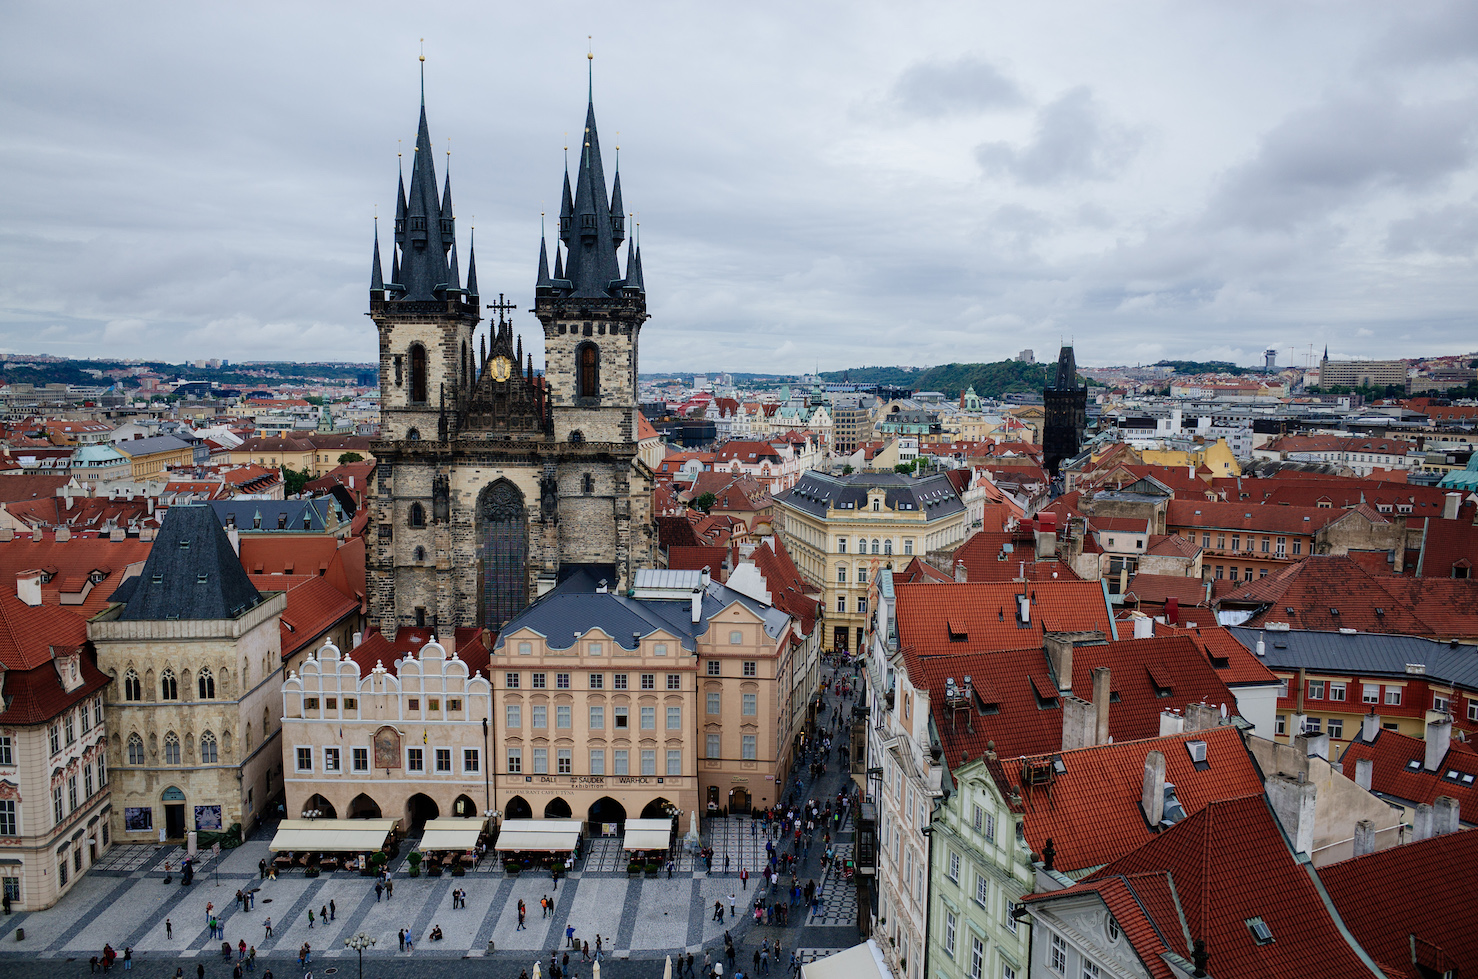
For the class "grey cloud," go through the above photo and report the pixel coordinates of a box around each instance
[889,55,1024,117]
[1387,200,1478,255]
[1369,1,1478,66]
[1208,94,1477,231]
[975,87,1138,185]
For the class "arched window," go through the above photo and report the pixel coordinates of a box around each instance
[871,539,880,555]
[409,502,425,528]
[160,670,178,701]
[413,546,426,563]
[408,428,422,441]
[197,668,215,700]
[124,669,141,701]
[163,732,181,765]
[884,540,893,556]
[127,733,145,765]
[409,344,428,403]
[578,343,600,398]
[200,732,218,764]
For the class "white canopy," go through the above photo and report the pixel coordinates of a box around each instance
[622,818,673,851]
[269,818,396,853]
[801,943,893,979]
[420,817,486,852]
[494,818,583,853]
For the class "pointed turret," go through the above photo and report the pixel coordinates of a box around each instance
[371,221,385,294]
[465,228,479,299]
[394,166,407,245]
[553,242,564,281]
[610,165,626,246]
[399,99,452,300]
[562,99,623,298]
[447,240,462,293]
[536,230,551,290]
[440,169,456,248]
[558,164,574,246]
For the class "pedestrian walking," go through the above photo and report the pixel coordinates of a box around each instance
[686,952,695,977]
[595,935,603,961]
[264,918,273,939]
[517,900,527,930]
[329,900,335,921]
[166,919,173,940]
[729,894,737,918]
[320,906,327,927]
[307,909,314,929]
[374,882,383,902]
[385,879,393,900]
[566,924,576,949]
[398,930,405,952]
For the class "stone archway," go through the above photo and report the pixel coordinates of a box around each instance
[406,793,439,831]
[588,796,626,834]
[544,797,573,819]
[504,796,533,820]
[452,794,479,818]
[729,787,750,814]
[348,793,382,819]
[641,797,677,820]
[304,794,338,820]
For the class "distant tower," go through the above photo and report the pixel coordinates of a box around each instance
[1264,348,1277,370]
[1042,345,1087,476]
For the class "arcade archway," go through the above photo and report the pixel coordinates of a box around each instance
[452,794,478,818]
[588,796,627,833]
[303,794,338,820]
[504,796,533,820]
[406,793,439,831]
[348,793,381,819]
[543,797,573,819]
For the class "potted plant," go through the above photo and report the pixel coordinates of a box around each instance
[644,861,661,878]
[451,862,465,877]
[305,865,320,878]
[406,851,422,878]
[505,860,521,877]
[627,860,643,878]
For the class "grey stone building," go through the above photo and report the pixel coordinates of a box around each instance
[367,75,655,635]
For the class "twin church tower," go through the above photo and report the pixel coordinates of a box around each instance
[366,63,654,635]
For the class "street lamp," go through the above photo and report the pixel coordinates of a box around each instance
[344,932,376,979]
[302,809,323,820]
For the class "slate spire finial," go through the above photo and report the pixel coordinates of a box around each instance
[371,214,385,293]
[587,37,594,102]
[419,39,426,106]
[466,224,479,298]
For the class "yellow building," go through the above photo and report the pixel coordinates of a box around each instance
[774,471,969,653]
[1140,437,1242,477]
[226,435,375,477]
[112,434,194,478]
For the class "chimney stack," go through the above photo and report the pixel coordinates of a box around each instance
[691,588,703,625]
[1361,712,1381,742]
[351,631,362,649]
[1092,666,1111,746]
[1413,803,1434,842]
[1266,772,1317,856]
[954,560,966,583]
[1132,615,1153,639]
[1061,695,1095,751]
[1354,757,1373,791]
[1159,709,1185,737]
[1352,819,1375,857]
[1445,492,1462,520]
[1044,633,1073,692]
[1424,714,1452,772]
[1184,702,1222,732]
[1433,796,1460,837]
[1295,731,1330,761]
[1141,751,1166,826]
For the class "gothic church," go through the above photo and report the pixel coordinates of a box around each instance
[366,73,654,635]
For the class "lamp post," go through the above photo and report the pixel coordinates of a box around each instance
[344,932,375,979]
[302,809,323,821]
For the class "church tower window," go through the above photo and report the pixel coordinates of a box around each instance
[578,343,600,399]
[409,344,428,404]
[409,503,426,528]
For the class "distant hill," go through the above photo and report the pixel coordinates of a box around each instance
[1151,360,1262,376]
[822,361,1059,399]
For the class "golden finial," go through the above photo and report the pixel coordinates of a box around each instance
[588,36,593,59]
[419,38,425,62]
[398,138,402,159]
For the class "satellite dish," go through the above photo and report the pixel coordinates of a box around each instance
[1219,703,1228,718]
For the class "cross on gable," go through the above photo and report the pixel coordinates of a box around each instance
[487,293,518,325]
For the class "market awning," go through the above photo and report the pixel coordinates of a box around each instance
[420,818,486,852]
[269,818,396,853]
[494,819,583,852]
[801,943,893,979]
[622,818,673,851]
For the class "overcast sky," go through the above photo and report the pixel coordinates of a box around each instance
[4,2,1478,373]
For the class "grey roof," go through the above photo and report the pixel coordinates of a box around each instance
[1227,626,1478,691]
[774,470,966,521]
[548,98,630,299]
[208,498,340,532]
[389,95,454,301]
[114,504,264,621]
[1052,344,1082,391]
[114,434,192,456]
[494,577,790,654]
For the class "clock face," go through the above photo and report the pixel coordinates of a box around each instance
[491,356,512,382]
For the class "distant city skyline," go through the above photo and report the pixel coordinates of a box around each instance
[4,4,1478,371]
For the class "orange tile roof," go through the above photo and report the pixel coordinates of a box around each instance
[951,531,1080,583]
[0,536,153,615]
[1337,728,1478,817]
[1320,828,1478,978]
[894,581,1113,655]
[1005,726,1263,875]
[274,574,361,657]
[751,535,820,636]
[0,592,88,670]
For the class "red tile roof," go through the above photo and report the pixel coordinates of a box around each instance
[893,556,954,584]
[1337,728,1478,820]
[0,647,109,725]
[0,593,88,670]
[0,473,72,503]
[273,575,361,658]
[1070,795,1385,978]
[951,531,1080,583]
[667,546,730,581]
[1320,827,1478,979]
[0,536,153,615]
[1178,624,1279,687]
[1005,726,1264,875]
[1416,516,1478,579]
[1123,573,1211,609]
[894,581,1113,656]
[348,627,491,679]
[1144,534,1200,558]
[750,535,820,637]
[1167,499,1347,535]
[916,633,1241,765]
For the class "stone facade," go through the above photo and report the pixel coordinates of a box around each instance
[92,592,289,844]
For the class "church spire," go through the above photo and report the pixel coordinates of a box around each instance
[536,215,552,289]
[609,151,625,246]
[371,218,385,293]
[553,241,564,280]
[465,227,479,298]
[558,158,574,246]
[562,92,622,297]
[398,70,451,301]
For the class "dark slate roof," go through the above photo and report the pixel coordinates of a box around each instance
[1227,626,1478,691]
[208,499,341,532]
[494,578,789,654]
[116,504,265,621]
[114,434,192,456]
[774,471,965,521]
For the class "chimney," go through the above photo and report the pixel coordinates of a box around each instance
[1184,702,1222,732]
[1018,593,1031,624]
[1432,796,1460,837]
[1165,596,1179,625]
[1295,730,1330,761]
[30,525,42,542]
[1062,695,1094,751]
[927,744,944,795]
[1132,615,1153,639]
[1034,528,1056,560]
[16,571,43,607]
[1044,633,1073,692]
[1352,819,1376,857]
[1361,712,1381,742]
[954,560,966,583]
[1159,709,1185,737]
[1445,492,1462,520]
[691,588,703,625]
[1413,803,1434,842]
[1353,757,1373,791]
[1141,751,1166,825]
[227,526,240,556]
[54,525,70,542]
[351,631,362,649]
[1424,713,1452,772]
[1092,666,1111,745]
[1266,772,1317,856]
